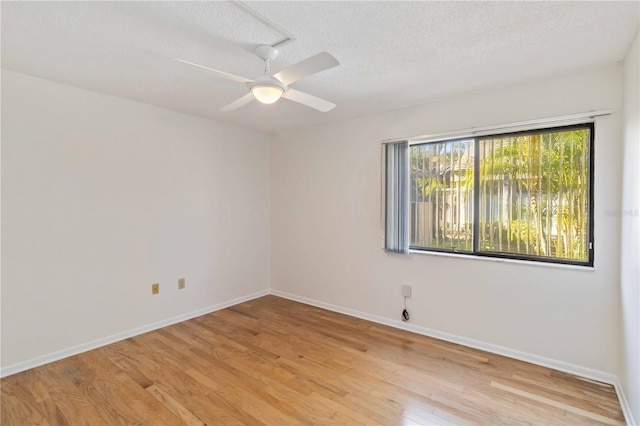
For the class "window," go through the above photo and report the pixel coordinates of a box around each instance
[385,123,594,266]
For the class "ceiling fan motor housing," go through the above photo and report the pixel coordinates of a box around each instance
[248,76,286,91]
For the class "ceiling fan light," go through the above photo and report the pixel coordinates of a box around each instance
[251,84,284,104]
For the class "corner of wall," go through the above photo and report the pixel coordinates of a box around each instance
[619,25,640,426]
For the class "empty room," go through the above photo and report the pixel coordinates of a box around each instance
[1,1,639,425]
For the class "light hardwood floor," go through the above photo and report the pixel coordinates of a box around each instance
[1,295,625,425]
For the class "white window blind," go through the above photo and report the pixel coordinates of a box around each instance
[383,141,409,253]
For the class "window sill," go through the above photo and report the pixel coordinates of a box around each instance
[407,249,595,271]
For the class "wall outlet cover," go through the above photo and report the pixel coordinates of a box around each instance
[402,284,412,298]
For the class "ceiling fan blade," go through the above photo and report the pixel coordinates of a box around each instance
[273,52,339,86]
[282,88,336,112]
[175,59,254,84]
[220,93,254,111]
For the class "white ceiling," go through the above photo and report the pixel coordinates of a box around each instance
[2,1,638,134]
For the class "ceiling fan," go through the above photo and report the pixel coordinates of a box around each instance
[176,45,340,112]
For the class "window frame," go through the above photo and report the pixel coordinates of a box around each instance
[407,123,595,267]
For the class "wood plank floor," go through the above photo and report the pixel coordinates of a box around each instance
[1,295,625,425]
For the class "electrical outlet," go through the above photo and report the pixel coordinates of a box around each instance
[152,283,159,295]
[402,284,412,298]
[178,278,185,290]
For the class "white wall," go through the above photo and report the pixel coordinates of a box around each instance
[1,70,271,370]
[620,30,640,424]
[271,65,624,376]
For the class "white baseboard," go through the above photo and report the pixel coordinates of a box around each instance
[614,376,637,426]
[270,289,618,386]
[0,289,270,378]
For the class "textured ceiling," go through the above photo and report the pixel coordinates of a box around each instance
[2,1,639,134]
